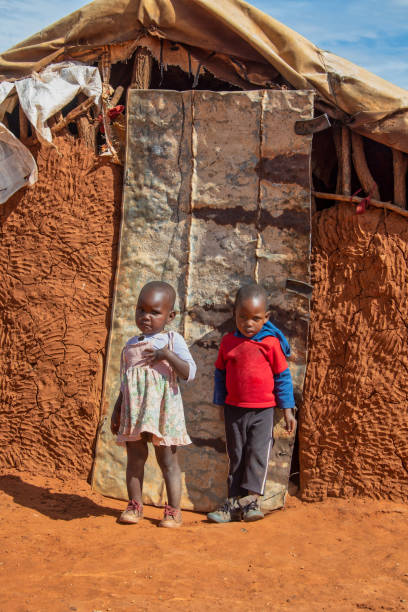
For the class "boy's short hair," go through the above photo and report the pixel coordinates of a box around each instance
[234,283,268,309]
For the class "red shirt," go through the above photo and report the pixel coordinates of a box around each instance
[215,333,288,408]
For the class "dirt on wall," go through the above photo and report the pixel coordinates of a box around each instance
[0,135,122,478]
[300,203,408,502]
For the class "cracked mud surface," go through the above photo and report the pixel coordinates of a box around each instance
[0,471,408,611]
[0,136,122,478]
[300,203,408,501]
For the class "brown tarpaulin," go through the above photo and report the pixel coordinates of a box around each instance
[1,0,407,152]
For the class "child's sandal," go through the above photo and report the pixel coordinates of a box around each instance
[118,499,143,524]
[159,504,182,528]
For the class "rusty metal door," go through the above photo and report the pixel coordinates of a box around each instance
[92,89,313,512]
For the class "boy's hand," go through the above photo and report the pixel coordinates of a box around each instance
[283,408,296,434]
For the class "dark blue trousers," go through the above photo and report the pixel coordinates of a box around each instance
[224,405,274,497]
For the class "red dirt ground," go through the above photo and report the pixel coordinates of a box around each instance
[1,470,408,612]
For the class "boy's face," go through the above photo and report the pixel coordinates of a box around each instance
[135,289,175,335]
[235,296,270,338]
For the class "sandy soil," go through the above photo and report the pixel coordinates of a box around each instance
[0,470,407,612]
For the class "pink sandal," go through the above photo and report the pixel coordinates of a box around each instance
[159,504,182,528]
[119,499,143,524]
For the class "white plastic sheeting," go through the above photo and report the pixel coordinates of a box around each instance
[0,62,101,203]
[15,62,102,142]
[0,122,38,204]
[0,81,16,121]
[0,81,14,105]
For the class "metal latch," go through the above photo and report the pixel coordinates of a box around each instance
[295,113,331,135]
[286,278,313,299]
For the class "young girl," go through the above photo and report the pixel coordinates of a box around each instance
[110,281,196,528]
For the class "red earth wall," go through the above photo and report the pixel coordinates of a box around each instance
[0,135,122,478]
[300,203,408,501]
[1,142,407,502]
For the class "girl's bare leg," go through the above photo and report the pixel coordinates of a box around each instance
[154,445,182,509]
[126,439,148,502]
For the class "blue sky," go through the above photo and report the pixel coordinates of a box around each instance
[0,0,407,89]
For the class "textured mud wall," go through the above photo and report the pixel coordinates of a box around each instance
[0,135,122,477]
[300,203,408,501]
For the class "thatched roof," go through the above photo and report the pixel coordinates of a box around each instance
[1,0,407,152]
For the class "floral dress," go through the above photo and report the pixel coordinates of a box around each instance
[116,332,193,447]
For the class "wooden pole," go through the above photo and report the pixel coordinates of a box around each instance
[76,93,97,153]
[19,104,29,142]
[110,86,124,107]
[392,148,407,208]
[98,47,120,162]
[51,98,95,134]
[131,47,153,88]
[99,47,112,86]
[313,191,408,219]
[341,126,351,196]
[351,131,380,201]
[332,126,342,194]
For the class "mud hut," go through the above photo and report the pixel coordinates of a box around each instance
[0,0,407,508]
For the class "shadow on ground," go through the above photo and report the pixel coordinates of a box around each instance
[0,475,120,521]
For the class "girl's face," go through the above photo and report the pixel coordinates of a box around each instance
[235,297,270,338]
[135,289,175,335]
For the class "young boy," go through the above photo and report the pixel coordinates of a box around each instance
[207,283,296,523]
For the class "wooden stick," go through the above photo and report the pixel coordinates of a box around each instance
[313,191,408,219]
[131,47,153,88]
[392,149,407,208]
[19,104,29,141]
[341,126,351,196]
[110,85,124,107]
[99,47,111,85]
[51,98,95,134]
[351,131,380,201]
[332,126,342,194]
[76,93,96,152]
[50,111,64,126]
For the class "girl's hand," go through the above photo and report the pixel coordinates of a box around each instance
[143,346,190,380]
[110,392,123,435]
[142,346,167,364]
[110,408,121,435]
[283,408,296,434]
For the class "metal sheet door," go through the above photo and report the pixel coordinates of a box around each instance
[92,89,313,512]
